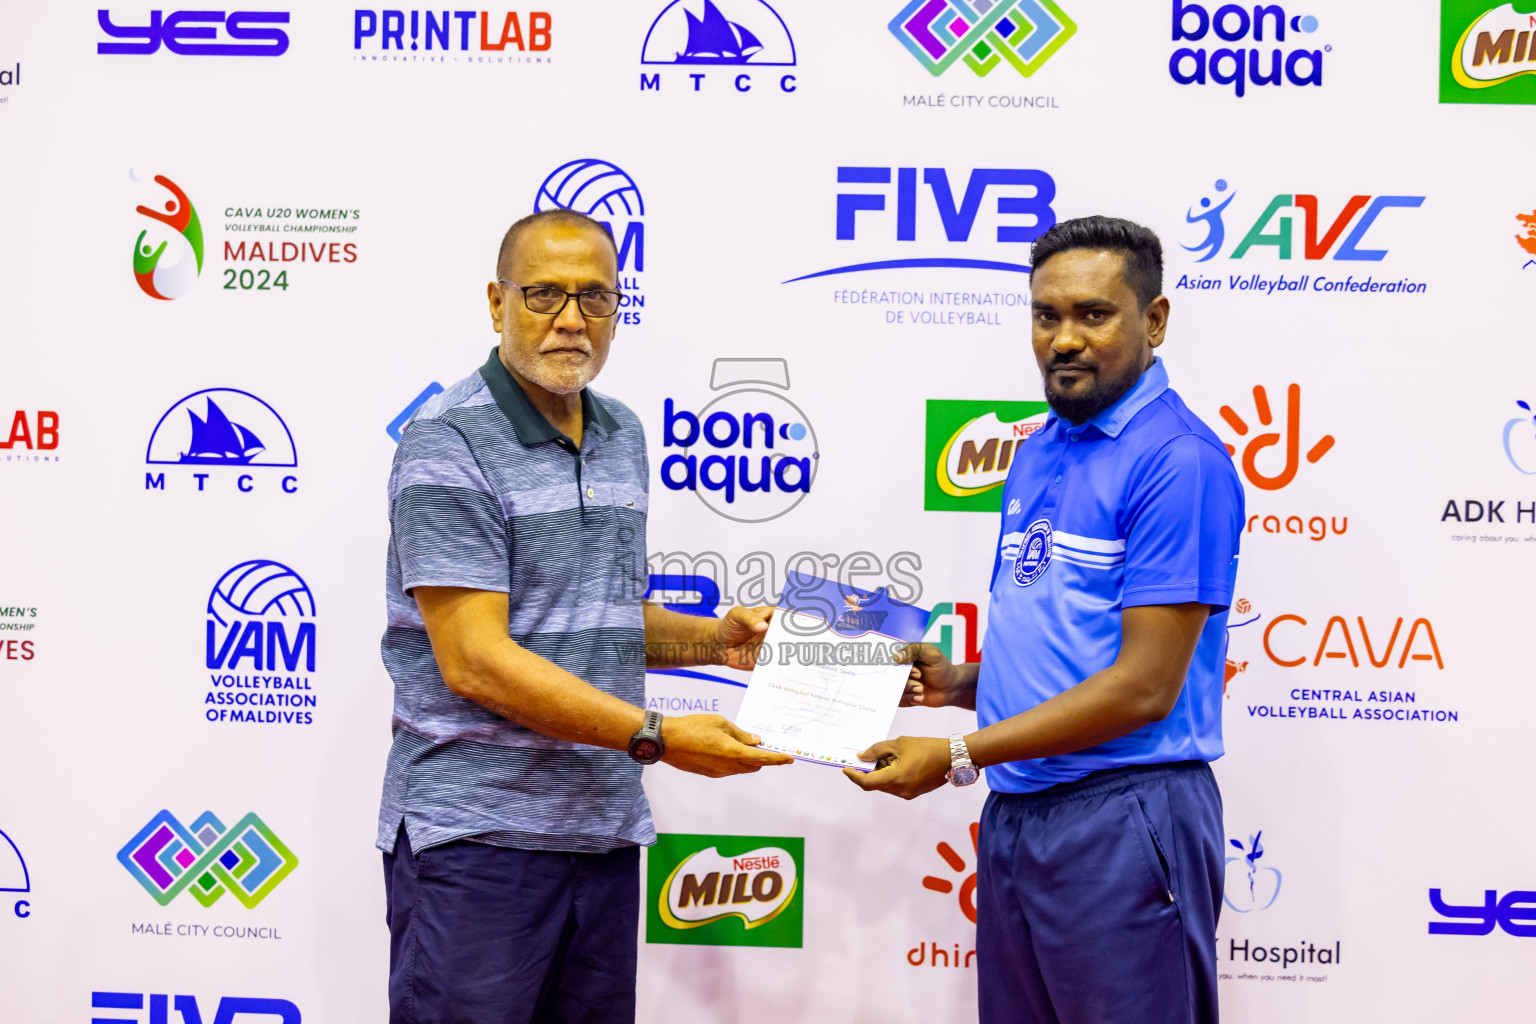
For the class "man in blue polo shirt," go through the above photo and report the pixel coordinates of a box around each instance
[848,216,1243,1024]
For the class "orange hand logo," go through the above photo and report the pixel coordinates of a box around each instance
[1219,385,1335,491]
[921,822,979,924]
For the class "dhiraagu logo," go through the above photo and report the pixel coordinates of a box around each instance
[925,399,1049,511]
[1441,0,1536,104]
[646,833,802,947]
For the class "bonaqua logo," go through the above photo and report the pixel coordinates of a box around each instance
[890,0,1076,79]
[640,0,797,94]
[132,170,203,300]
[117,810,298,908]
[1170,1,1326,97]
[1224,830,1281,912]
[535,158,645,323]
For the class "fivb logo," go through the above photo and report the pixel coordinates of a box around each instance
[117,810,298,908]
[131,170,203,300]
[786,166,1056,282]
[145,389,298,495]
[890,0,1077,79]
[1169,1,1326,97]
[92,992,300,1023]
[661,358,818,523]
[1182,179,1424,264]
[646,833,803,947]
[924,399,1049,511]
[535,158,646,323]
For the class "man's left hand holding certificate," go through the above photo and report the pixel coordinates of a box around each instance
[734,572,932,770]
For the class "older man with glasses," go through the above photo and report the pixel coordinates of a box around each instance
[377,208,791,1024]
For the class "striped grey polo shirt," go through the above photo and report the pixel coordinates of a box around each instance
[377,348,653,855]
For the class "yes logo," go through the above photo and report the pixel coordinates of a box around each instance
[97,10,291,56]
[889,0,1077,79]
[924,399,1049,511]
[132,171,203,300]
[1224,830,1281,912]
[1441,1,1536,104]
[1219,385,1335,490]
[1429,888,1536,935]
[647,834,803,947]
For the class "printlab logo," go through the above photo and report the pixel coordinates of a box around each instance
[93,993,300,1023]
[660,358,818,523]
[1,409,59,463]
[1429,888,1536,935]
[145,388,299,495]
[1,828,31,919]
[924,399,1049,512]
[639,0,797,94]
[535,158,645,322]
[1506,399,1536,474]
[1224,831,1281,912]
[890,0,1076,78]
[117,810,298,908]
[353,9,552,60]
[132,170,203,301]
[1440,0,1536,104]
[205,560,318,725]
[97,10,291,56]
[1169,1,1326,96]
[785,165,1057,284]
[646,834,803,947]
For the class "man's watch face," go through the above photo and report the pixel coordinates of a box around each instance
[948,765,979,787]
[631,739,661,764]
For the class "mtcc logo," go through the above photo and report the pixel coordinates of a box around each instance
[117,810,298,908]
[646,833,804,947]
[1505,399,1536,474]
[0,827,31,919]
[132,170,203,300]
[1224,830,1281,912]
[640,0,797,94]
[535,158,645,323]
[1182,179,1424,263]
[1170,1,1326,96]
[1218,384,1335,490]
[92,993,300,1024]
[145,388,299,495]
[661,358,818,523]
[890,0,1077,78]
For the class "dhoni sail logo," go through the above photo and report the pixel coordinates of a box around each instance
[646,834,803,947]
[924,399,1049,511]
[132,170,204,300]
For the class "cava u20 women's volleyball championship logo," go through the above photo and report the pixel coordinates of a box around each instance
[132,169,203,300]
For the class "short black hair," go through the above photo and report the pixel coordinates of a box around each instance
[495,208,618,280]
[1030,215,1164,309]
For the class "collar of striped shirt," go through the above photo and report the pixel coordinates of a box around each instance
[476,346,622,446]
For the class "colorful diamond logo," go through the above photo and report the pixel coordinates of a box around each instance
[890,0,1076,78]
[117,810,298,909]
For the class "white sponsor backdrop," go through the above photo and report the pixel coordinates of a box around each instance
[1,0,1534,1021]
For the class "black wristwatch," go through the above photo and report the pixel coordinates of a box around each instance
[628,710,665,764]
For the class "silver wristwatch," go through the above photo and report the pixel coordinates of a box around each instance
[946,733,979,787]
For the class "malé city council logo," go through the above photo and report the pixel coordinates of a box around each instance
[890,0,1076,78]
[132,169,203,300]
[117,810,298,908]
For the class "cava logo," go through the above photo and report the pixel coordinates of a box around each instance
[1442,1,1536,103]
[117,810,298,908]
[132,170,203,300]
[890,0,1076,78]
[204,560,319,725]
[924,399,1048,511]
[145,388,298,495]
[647,834,803,946]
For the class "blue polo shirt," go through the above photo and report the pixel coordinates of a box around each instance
[977,359,1244,793]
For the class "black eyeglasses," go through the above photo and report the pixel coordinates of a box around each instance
[498,280,623,318]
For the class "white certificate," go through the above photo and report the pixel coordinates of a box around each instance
[735,573,933,769]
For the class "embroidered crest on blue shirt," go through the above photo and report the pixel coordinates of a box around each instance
[1012,518,1054,586]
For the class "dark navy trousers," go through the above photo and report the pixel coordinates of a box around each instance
[383,825,640,1024]
[977,761,1224,1024]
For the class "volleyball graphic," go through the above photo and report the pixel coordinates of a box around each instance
[535,159,645,218]
[207,560,316,628]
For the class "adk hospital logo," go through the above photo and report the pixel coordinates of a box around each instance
[205,560,319,725]
[118,810,298,908]
[890,0,1077,79]
[144,388,299,495]
[1441,0,1536,104]
[535,158,645,324]
[639,0,797,94]
[646,833,803,947]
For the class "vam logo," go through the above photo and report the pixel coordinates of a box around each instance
[1180,179,1424,265]
[1224,830,1281,912]
[660,358,818,523]
[646,834,803,947]
[890,0,1076,78]
[1441,1,1536,104]
[145,388,298,495]
[924,399,1049,511]
[1170,1,1326,96]
[98,10,290,56]
[640,0,797,93]
[93,993,300,1023]
[1,827,31,919]
[535,158,645,323]
[117,810,298,908]
[205,560,319,725]
[132,170,203,300]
